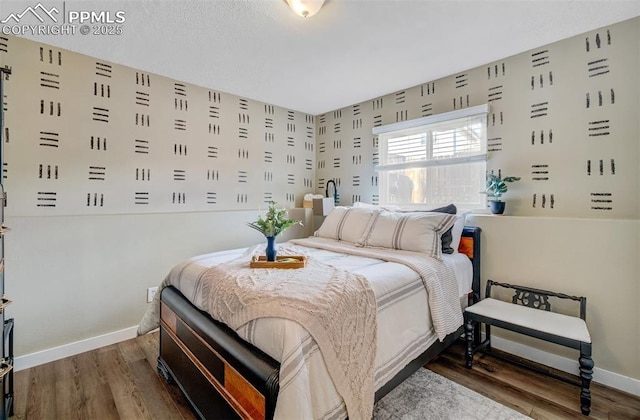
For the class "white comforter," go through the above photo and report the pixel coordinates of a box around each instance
[140,237,472,420]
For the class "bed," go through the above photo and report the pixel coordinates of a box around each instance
[139,206,481,420]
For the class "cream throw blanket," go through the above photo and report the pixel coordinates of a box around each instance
[201,245,377,420]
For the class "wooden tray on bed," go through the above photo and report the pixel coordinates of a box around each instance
[250,255,307,269]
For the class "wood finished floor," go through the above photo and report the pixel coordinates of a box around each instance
[11,333,640,419]
[426,341,640,419]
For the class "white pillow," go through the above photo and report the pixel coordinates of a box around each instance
[364,211,457,258]
[314,207,378,245]
[451,210,470,252]
[352,201,377,209]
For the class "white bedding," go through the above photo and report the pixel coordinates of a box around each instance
[146,237,472,420]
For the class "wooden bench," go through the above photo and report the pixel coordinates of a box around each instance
[463,279,594,415]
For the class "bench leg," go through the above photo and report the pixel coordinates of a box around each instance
[474,317,481,348]
[579,343,593,416]
[464,318,475,368]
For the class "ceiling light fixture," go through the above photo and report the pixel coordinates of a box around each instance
[285,0,325,18]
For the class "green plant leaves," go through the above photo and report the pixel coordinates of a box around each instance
[483,174,521,199]
[247,201,302,237]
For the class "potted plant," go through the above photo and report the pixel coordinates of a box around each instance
[247,202,302,261]
[483,173,521,214]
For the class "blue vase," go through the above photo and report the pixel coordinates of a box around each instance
[265,236,277,261]
[490,201,506,214]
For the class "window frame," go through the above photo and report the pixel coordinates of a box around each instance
[373,104,489,208]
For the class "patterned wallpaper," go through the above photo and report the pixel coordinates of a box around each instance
[0,35,316,216]
[316,17,639,219]
[1,18,638,219]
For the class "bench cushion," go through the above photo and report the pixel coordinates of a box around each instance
[465,298,591,343]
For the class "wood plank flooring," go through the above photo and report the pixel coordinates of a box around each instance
[426,341,640,419]
[13,333,195,420]
[11,333,640,419]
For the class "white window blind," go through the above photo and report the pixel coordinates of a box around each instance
[374,105,489,208]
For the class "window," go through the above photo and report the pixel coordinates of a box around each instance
[373,105,488,209]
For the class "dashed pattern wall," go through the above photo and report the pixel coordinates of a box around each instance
[1,35,315,216]
[316,17,639,219]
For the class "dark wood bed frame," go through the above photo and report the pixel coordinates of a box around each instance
[157,226,482,420]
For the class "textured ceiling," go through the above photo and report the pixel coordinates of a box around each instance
[7,0,640,114]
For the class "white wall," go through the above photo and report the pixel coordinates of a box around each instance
[6,210,272,355]
[467,214,640,381]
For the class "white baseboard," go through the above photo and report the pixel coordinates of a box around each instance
[12,327,640,397]
[14,326,138,371]
[491,335,640,397]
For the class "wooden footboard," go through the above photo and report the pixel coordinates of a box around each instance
[159,286,280,420]
[159,226,482,420]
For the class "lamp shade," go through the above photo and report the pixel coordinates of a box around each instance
[312,197,334,216]
[285,0,325,18]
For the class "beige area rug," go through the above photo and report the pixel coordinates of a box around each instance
[373,368,531,419]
